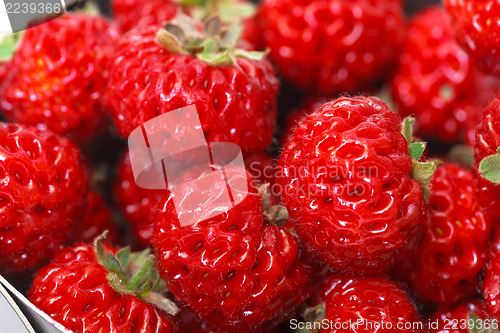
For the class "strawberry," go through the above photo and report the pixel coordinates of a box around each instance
[73,192,119,245]
[105,14,278,152]
[474,96,500,219]
[0,14,119,144]
[391,7,498,144]
[445,0,500,76]
[281,97,327,146]
[113,150,165,247]
[394,163,492,306]
[483,252,500,319]
[278,96,433,274]
[428,300,490,333]
[257,0,405,95]
[0,122,88,274]
[112,0,178,32]
[152,166,311,332]
[302,274,423,333]
[29,238,180,333]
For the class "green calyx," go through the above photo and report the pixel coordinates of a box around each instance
[0,32,22,62]
[94,233,179,315]
[176,0,256,24]
[259,183,289,226]
[294,303,326,333]
[402,117,439,202]
[479,145,500,184]
[467,313,499,333]
[156,12,267,66]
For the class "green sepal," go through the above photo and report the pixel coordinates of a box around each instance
[401,117,438,202]
[156,12,267,66]
[479,146,500,184]
[467,313,500,333]
[402,117,416,144]
[0,32,22,62]
[408,142,426,161]
[259,184,289,226]
[92,233,179,315]
[295,303,326,333]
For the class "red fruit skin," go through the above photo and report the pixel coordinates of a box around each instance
[312,275,422,333]
[29,243,179,333]
[0,14,119,144]
[428,300,489,333]
[391,7,497,144]
[112,0,178,32]
[0,123,88,274]
[483,252,500,319]
[278,96,425,274]
[73,192,118,245]
[396,164,492,306]
[258,0,405,95]
[281,97,327,146]
[0,61,8,86]
[474,97,500,218]
[114,151,166,246]
[105,25,279,153]
[152,168,311,332]
[445,0,500,76]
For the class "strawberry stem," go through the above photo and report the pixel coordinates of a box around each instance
[0,32,22,62]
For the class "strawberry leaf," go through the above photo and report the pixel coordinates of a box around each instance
[479,146,500,184]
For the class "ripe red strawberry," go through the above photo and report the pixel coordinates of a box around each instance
[152,167,311,332]
[0,122,88,274]
[29,239,180,333]
[303,274,423,333]
[474,97,500,218]
[391,7,498,144]
[112,0,178,32]
[73,192,119,245]
[428,300,490,333]
[394,163,492,306]
[257,0,405,95]
[0,14,119,144]
[482,252,500,319]
[445,0,500,76]
[105,14,278,152]
[114,151,165,246]
[0,61,8,86]
[278,96,432,274]
[281,97,327,146]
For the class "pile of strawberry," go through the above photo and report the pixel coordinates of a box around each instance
[2,0,500,332]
